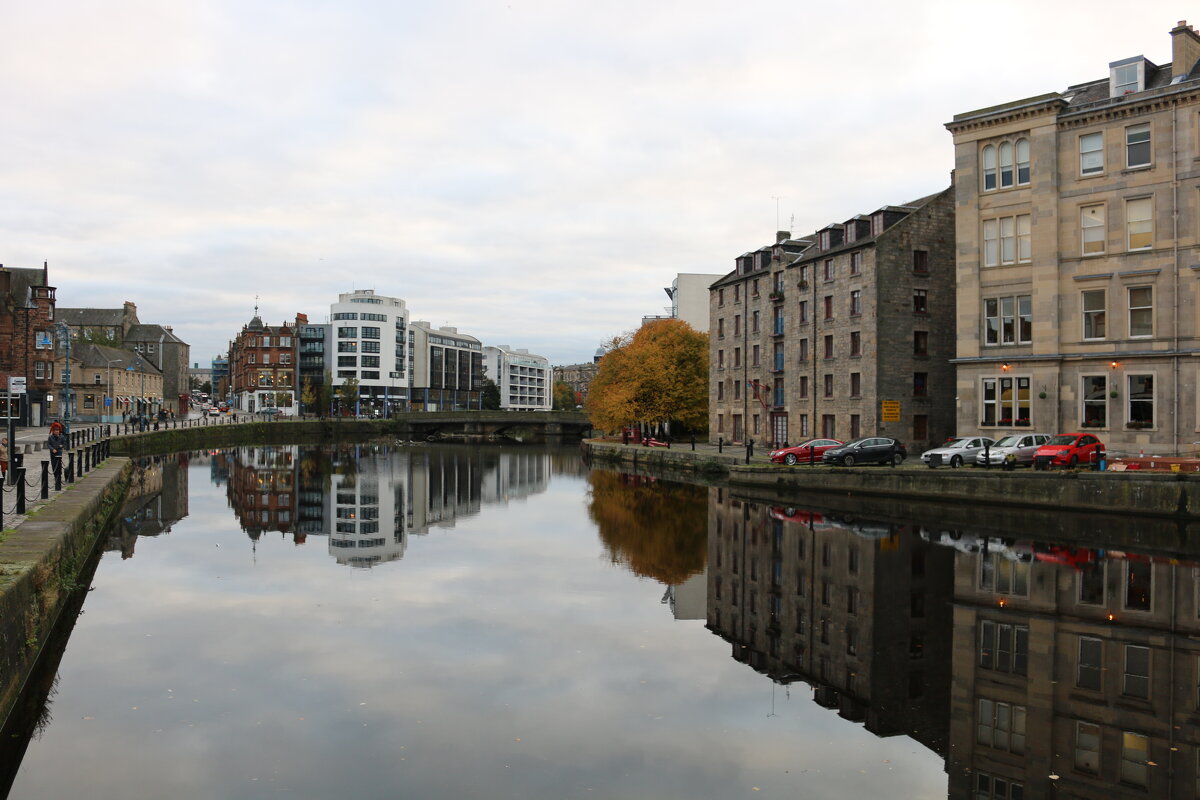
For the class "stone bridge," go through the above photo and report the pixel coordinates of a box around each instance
[388,410,592,441]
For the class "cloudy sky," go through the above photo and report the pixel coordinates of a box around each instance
[1,1,1188,365]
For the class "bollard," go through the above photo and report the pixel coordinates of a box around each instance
[53,457,62,491]
[40,461,48,499]
[745,442,752,465]
[718,437,723,454]
[11,451,23,487]
[66,452,75,483]
[691,436,695,451]
[983,441,991,469]
[15,468,25,514]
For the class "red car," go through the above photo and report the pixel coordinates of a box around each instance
[770,438,844,466]
[1033,432,1104,469]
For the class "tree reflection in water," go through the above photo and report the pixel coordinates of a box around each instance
[587,470,707,584]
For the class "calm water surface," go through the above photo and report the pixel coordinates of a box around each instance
[5,444,1195,799]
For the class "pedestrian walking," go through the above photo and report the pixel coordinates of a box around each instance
[0,436,9,480]
[47,422,65,479]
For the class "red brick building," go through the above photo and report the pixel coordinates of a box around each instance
[228,315,297,414]
[0,264,57,425]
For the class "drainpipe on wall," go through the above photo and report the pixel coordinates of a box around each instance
[1172,100,1181,456]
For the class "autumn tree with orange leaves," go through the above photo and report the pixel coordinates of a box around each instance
[585,319,708,433]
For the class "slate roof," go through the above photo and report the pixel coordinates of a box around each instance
[73,343,161,375]
[57,308,127,327]
[126,323,188,345]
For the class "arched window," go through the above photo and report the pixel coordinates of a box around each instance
[1016,139,1030,185]
[982,145,996,191]
[999,142,1014,188]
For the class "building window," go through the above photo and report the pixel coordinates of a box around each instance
[1016,138,1030,184]
[798,300,808,324]
[717,382,724,401]
[262,353,271,365]
[850,251,862,275]
[1126,197,1153,250]
[979,553,1029,596]
[1081,132,1104,175]
[751,310,760,334]
[821,414,835,438]
[1082,289,1106,339]
[1075,722,1101,773]
[1078,562,1105,605]
[798,375,808,399]
[734,315,741,336]
[849,331,861,356]
[733,348,741,368]
[1125,123,1151,169]
[984,295,1032,345]
[823,296,833,319]
[1128,286,1153,337]
[982,144,997,190]
[850,373,860,397]
[1128,373,1154,428]
[849,290,861,316]
[1082,375,1108,428]
[1113,61,1141,95]
[849,413,860,439]
[979,620,1028,674]
[1078,636,1103,690]
[913,250,929,273]
[1125,560,1152,610]
[823,335,833,359]
[998,141,1014,187]
[981,376,1031,426]
[752,278,759,297]
[913,414,928,440]
[717,350,724,369]
[718,289,725,307]
[734,285,740,302]
[823,259,834,280]
[752,345,760,367]
[913,289,927,314]
[982,214,1031,266]
[913,331,928,357]
[1082,204,1105,255]
[337,327,358,338]
[823,374,833,397]
[1123,645,1150,699]
[1120,732,1149,787]
[913,372,927,397]
[977,699,1026,754]
[798,338,808,362]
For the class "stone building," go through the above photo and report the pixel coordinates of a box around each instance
[708,188,955,450]
[57,342,162,422]
[553,351,603,406]
[945,21,1200,455]
[944,541,1200,798]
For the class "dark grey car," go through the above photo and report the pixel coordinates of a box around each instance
[821,437,907,466]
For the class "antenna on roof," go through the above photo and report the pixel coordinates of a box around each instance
[254,295,260,317]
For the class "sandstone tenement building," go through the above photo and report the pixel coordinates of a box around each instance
[946,21,1200,455]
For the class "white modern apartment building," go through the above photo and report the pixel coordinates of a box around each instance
[642,272,723,332]
[483,345,551,411]
[408,320,483,411]
[330,289,408,415]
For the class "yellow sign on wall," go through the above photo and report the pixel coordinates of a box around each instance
[881,400,901,422]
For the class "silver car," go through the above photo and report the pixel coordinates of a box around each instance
[920,436,995,468]
[975,432,1052,467]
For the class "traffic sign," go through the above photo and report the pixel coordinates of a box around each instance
[9,377,27,394]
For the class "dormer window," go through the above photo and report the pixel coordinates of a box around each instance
[1110,58,1146,97]
[844,223,857,244]
[819,231,830,249]
[871,214,884,236]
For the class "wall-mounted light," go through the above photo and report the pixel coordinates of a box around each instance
[1000,363,1011,372]
[1110,361,1120,369]
[997,598,1007,608]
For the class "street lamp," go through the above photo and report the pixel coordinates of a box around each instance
[55,322,73,434]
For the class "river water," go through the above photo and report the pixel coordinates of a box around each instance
[3,444,1197,799]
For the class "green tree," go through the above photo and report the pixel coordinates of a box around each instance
[481,377,501,410]
[301,379,318,417]
[586,319,708,433]
[553,380,575,411]
[336,376,360,416]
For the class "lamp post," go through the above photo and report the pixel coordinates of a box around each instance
[55,322,73,434]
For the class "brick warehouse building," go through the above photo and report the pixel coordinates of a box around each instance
[708,189,956,451]
[0,264,57,426]
[946,21,1200,455]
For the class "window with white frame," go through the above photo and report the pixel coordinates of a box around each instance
[977,699,1026,754]
[981,376,1031,426]
[1112,61,1142,96]
[1082,375,1108,428]
[1126,123,1151,168]
[981,214,1031,266]
[849,290,861,316]
[1128,286,1153,337]
[1125,560,1152,610]
[1127,373,1154,427]
[1082,289,1106,339]
[1123,644,1150,699]
[983,296,1032,345]
[979,552,1030,596]
[1075,721,1101,773]
[982,144,997,191]
[1016,138,1030,184]
[1126,197,1152,250]
[1120,732,1149,787]
[1080,132,1104,175]
[998,141,1014,188]
[1078,636,1103,690]
[850,251,862,275]
[1082,204,1105,254]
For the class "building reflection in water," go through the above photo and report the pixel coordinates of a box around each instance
[700,483,1200,799]
[106,453,190,559]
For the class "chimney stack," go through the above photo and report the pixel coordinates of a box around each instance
[1171,20,1200,79]
[776,230,791,244]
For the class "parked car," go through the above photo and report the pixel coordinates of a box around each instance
[822,437,907,467]
[257,407,283,417]
[920,436,996,468]
[975,433,1052,467]
[207,407,221,417]
[1033,432,1104,469]
[770,438,844,465]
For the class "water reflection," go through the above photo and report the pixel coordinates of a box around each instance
[705,486,1200,799]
